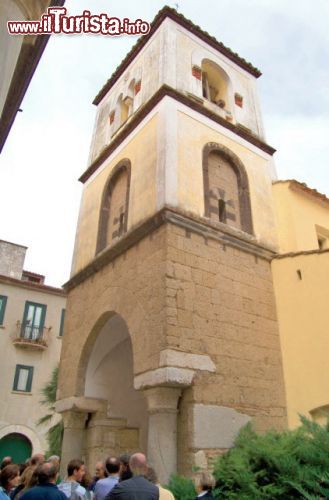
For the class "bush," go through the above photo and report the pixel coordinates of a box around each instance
[213,417,329,499]
[166,474,196,500]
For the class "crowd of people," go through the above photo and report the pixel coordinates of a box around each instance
[0,452,215,499]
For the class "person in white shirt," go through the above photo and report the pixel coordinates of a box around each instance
[58,459,89,499]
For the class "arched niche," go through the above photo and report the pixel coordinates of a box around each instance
[201,59,232,113]
[96,159,131,254]
[203,142,253,234]
[83,312,148,450]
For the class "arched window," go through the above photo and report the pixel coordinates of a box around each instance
[201,59,230,110]
[114,81,135,131]
[203,143,253,234]
[115,94,128,126]
[96,160,131,253]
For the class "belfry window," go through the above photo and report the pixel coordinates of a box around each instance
[96,161,131,253]
[203,144,253,235]
[201,59,230,110]
[115,79,135,130]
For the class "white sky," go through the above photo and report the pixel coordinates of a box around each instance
[1,0,328,287]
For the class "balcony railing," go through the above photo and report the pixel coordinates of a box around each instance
[12,322,50,349]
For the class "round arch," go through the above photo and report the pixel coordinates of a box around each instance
[202,142,253,234]
[95,159,131,255]
[201,58,233,112]
[0,424,43,461]
[0,433,31,463]
[78,310,148,450]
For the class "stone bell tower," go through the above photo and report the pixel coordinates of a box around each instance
[57,7,287,482]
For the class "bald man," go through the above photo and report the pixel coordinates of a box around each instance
[20,462,66,500]
[106,453,158,500]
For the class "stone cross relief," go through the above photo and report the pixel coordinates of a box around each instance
[209,187,236,223]
[112,205,125,239]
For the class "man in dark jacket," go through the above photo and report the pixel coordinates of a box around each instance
[20,462,66,500]
[106,453,158,500]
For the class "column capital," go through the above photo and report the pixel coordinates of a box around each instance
[61,410,87,430]
[55,397,107,414]
[134,367,194,391]
[143,386,182,414]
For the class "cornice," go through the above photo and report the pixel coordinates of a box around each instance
[93,6,261,105]
[272,248,329,260]
[0,274,66,296]
[80,85,275,183]
[273,179,329,207]
[65,206,275,292]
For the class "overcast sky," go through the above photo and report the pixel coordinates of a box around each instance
[1,0,328,287]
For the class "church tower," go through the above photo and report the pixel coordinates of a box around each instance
[57,7,287,481]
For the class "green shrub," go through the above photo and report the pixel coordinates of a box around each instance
[166,474,196,500]
[37,366,63,457]
[213,417,329,499]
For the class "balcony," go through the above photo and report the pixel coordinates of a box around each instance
[12,322,50,350]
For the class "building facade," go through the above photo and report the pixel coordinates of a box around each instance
[57,7,288,481]
[271,181,329,429]
[0,0,65,152]
[0,239,66,462]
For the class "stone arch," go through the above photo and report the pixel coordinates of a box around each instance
[57,279,148,403]
[0,424,42,455]
[76,311,116,395]
[74,285,147,393]
[0,433,32,463]
[310,404,329,425]
[203,142,253,234]
[201,59,232,110]
[77,310,148,451]
[114,92,132,128]
[126,78,135,114]
[96,159,131,254]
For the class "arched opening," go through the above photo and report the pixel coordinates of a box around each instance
[96,160,131,254]
[115,83,134,130]
[120,95,130,124]
[207,151,242,229]
[126,79,135,116]
[201,59,231,112]
[203,143,253,234]
[310,405,329,426]
[0,433,32,463]
[84,312,148,452]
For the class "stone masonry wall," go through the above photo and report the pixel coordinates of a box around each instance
[0,240,26,279]
[58,224,168,400]
[58,214,287,475]
[163,223,287,474]
[84,416,140,470]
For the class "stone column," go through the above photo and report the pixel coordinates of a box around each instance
[60,410,87,477]
[143,386,182,484]
[56,397,107,477]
